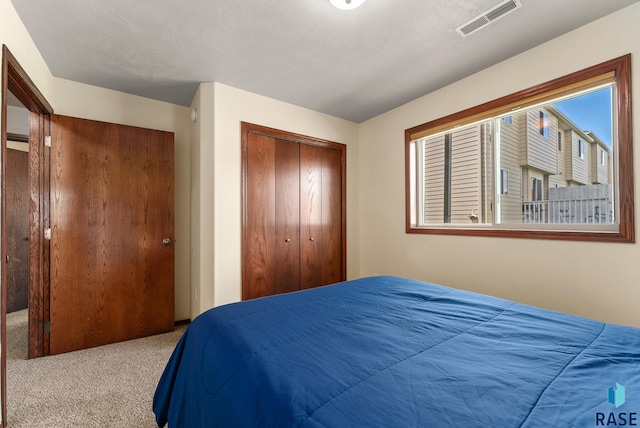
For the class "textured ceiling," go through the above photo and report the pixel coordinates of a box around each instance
[9,0,640,123]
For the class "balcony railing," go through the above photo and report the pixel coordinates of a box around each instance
[522,198,613,224]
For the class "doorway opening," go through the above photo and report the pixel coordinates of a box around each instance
[2,44,54,427]
[6,91,30,362]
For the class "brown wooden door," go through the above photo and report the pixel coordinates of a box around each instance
[242,123,346,301]
[299,143,343,289]
[49,115,174,355]
[5,149,29,313]
[244,134,300,299]
[274,138,301,293]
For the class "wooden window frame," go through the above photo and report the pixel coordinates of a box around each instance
[405,54,634,243]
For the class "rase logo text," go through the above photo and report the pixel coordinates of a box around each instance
[596,383,637,427]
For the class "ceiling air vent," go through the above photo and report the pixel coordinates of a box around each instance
[456,0,522,38]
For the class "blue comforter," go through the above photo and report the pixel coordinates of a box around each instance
[154,276,640,427]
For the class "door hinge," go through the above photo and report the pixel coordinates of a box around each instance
[44,135,51,147]
[44,322,51,333]
[44,228,51,240]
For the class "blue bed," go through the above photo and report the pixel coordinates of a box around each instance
[153,276,640,427]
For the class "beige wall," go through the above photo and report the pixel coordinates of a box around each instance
[189,83,215,319]
[358,2,640,328]
[0,0,54,106]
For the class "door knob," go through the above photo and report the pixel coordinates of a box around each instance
[309,237,315,241]
[162,238,172,246]
[285,238,291,243]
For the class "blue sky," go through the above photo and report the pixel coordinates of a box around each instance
[553,87,613,146]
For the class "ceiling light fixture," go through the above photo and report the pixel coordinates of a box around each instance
[329,0,366,10]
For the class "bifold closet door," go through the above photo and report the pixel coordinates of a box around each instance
[244,134,300,299]
[299,144,343,289]
[243,123,346,301]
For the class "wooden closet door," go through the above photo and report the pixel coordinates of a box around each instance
[242,122,346,300]
[244,134,300,299]
[275,138,301,292]
[299,144,343,289]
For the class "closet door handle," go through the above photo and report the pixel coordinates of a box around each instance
[285,238,291,243]
[309,238,314,242]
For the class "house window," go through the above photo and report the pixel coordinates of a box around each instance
[578,140,584,159]
[405,55,634,243]
[601,150,606,165]
[539,112,549,138]
[558,131,562,151]
[503,116,512,124]
[501,169,509,195]
[532,178,542,201]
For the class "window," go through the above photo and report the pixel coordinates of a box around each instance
[531,178,543,201]
[558,131,562,151]
[405,55,634,242]
[501,169,509,195]
[503,116,512,124]
[578,140,584,159]
[539,111,549,138]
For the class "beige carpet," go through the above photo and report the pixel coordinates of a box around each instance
[6,309,186,427]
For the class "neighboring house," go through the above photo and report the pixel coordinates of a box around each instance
[423,125,491,224]
[422,106,612,225]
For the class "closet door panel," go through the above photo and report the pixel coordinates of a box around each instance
[299,144,323,288]
[274,138,300,293]
[242,122,346,299]
[245,134,277,299]
[320,147,343,285]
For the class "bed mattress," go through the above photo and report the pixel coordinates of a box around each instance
[154,276,640,427]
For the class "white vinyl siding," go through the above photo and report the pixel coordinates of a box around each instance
[549,126,568,189]
[451,127,481,222]
[523,109,558,174]
[423,135,445,223]
[548,174,566,189]
[570,132,589,185]
[562,129,574,183]
[591,144,609,184]
[422,125,483,224]
[498,115,523,223]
